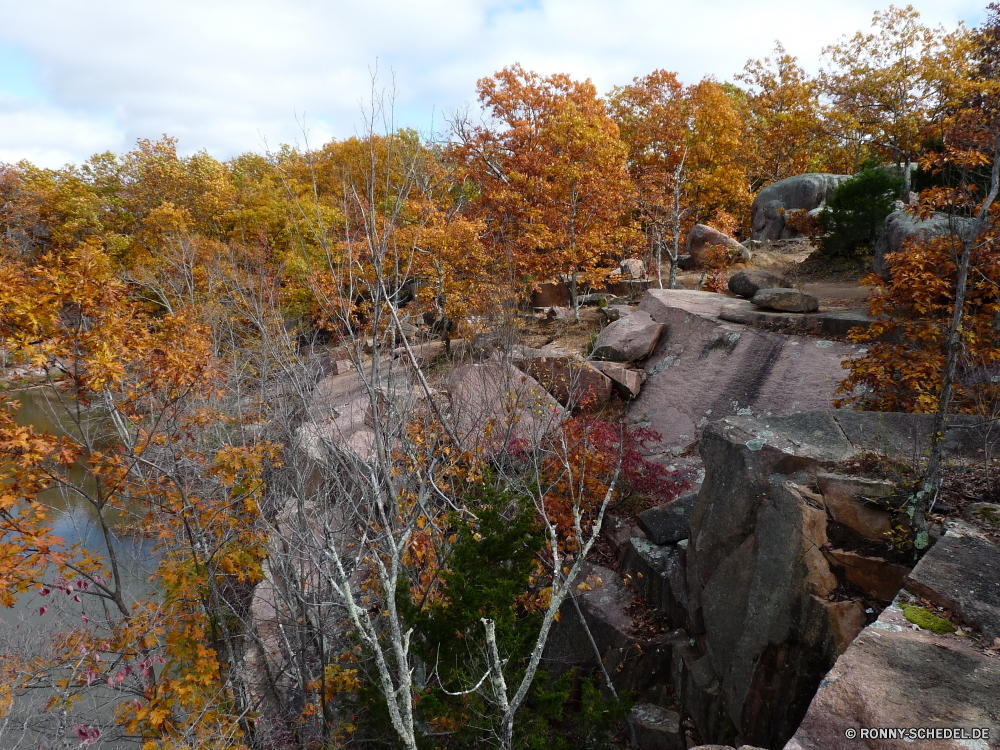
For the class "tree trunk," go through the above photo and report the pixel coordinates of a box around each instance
[570,271,581,323]
[919,133,1000,549]
[656,235,663,289]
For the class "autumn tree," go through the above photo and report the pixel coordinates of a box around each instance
[0,243,281,748]
[453,65,635,320]
[820,5,973,191]
[684,79,752,234]
[610,73,749,286]
[737,42,826,190]
[838,7,1000,551]
[609,70,691,288]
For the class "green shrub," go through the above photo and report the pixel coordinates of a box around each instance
[820,168,903,257]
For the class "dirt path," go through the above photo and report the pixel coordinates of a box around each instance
[802,280,872,310]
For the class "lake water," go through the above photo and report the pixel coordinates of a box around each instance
[1,388,158,749]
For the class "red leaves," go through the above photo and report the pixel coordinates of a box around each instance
[74,724,100,745]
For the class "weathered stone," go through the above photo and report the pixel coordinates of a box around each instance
[605,278,654,299]
[613,629,688,696]
[590,360,643,400]
[547,305,574,321]
[448,359,566,449]
[824,549,909,603]
[750,288,819,313]
[750,173,850,242]
[677,254,697,271]
[685,421,862,747]
[686,224,751,267]
[592,310,664,362]
[967,502,1000,528]
[579,293,617,307]
[637,492,699,544]
[623,537,689,628]
[784,601,1000,750]
[817,473,895,541]
[317,355,356,377]
[728,270,791,299]
[632,290,855,450]
[621,257,646,279]
[671,640,737,745]
[391,340,445,365]
[511,351,612,410]
[603,514,645,562]
[630,703,683,750]
[905,533,1000,642]
[717,305,873,337]
[542,564,635,676]
[677,410,1000,747]
[874,209,975,276]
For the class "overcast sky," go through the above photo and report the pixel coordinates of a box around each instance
[0,0,986,168]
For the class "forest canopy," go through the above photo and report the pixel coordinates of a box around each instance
[1,4,998,750]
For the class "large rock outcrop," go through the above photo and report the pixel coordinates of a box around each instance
[874,209,975,276]
[750,174,849,242]
[784,596,1000,750]
[785,524,1000,750]
[684,410,997,748]
[629,290,859,451]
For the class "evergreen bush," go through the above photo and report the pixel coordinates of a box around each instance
[820,168,903,257]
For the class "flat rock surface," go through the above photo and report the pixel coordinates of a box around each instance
[718,305,871,337]
[448,359,566,449]
[906,533,1000,642]
[630,290,860,450]
[784,600,1000,750]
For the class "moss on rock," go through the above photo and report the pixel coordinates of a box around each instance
[902,604,956,634]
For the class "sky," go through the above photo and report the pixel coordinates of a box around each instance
[0,0,987,168]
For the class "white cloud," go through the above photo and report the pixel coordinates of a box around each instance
[0,0,985,168]
[0,94,123,167]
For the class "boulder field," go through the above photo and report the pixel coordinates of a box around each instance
[292,288,999,750]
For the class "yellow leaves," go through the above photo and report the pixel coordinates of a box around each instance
[148,705,170,728]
